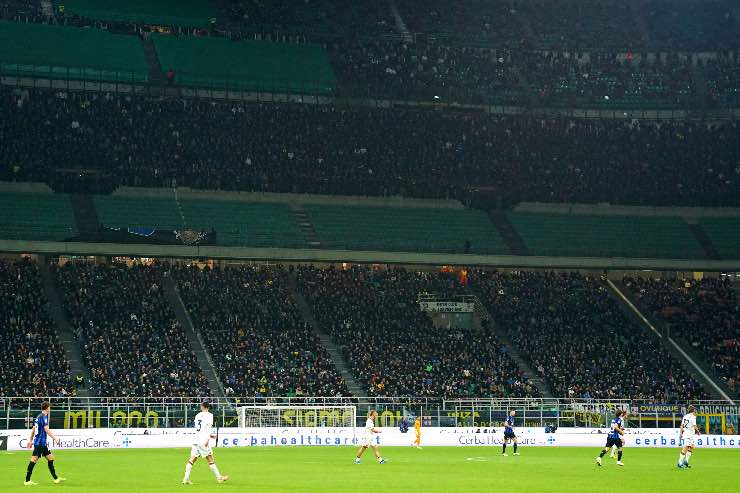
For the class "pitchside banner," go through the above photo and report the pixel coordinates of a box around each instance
[2,428,739,451]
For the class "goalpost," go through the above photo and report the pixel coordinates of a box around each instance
[237,405,357,435]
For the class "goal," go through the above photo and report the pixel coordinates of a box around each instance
[237,405,356,430]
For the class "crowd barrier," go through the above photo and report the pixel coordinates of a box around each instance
[2,428,739,451]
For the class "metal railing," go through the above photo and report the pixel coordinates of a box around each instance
[2,397,737,433]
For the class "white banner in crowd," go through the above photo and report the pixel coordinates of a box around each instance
[2,427,739,451]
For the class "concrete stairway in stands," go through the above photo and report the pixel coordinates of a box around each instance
[489,210,531,256]
[482,316,554,398]
[607,278,736,404]
[287,274,365,397]
[70,194,99,237]
[161,274,226,399]
[291,205,322,248]
[141,35,167,86]
[39,260,92,398]
[687,222,721,260]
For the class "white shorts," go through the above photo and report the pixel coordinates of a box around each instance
[683,436,696,448]
[361,435,376,447]
[190,444,213,458]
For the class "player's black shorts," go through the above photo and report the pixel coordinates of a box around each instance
[605,437,623,449]
[504,430,516,440]
[32,445,51,457]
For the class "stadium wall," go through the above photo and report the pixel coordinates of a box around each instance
[2,428,739,451]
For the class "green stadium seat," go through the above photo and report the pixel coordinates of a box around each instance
[509,212,705,259]
[151,34,336,94]
[180,200,305,248]
[698,218,740,259]
[58,0,215,27]
[0,21,148,83]
[0,192,77,241]
[94,196,184,231]
[306,205,508,254]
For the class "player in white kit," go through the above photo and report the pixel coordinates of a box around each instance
[677,405,700,469]
[182,401,229,484]
[354,409,386,464]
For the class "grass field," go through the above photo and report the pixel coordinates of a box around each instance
[2,447,738,493]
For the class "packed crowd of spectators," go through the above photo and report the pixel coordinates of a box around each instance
[173,264,348,398]
[297,265,540,398]
[624,276,739,395]
[3,86,738,206]
[0,259,72,397]
[470,271,707,401]
[55,261,209,397]
[704,55,740,108]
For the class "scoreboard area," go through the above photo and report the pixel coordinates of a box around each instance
[2,446,739,492]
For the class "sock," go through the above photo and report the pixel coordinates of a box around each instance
[48,460,58,480]
[26,461,36,482]
[209,463,221,479]
[513,443,518,453]
[183,462,193,481]
[679,452,686,464]
[502,443,507,453]
[685,452,692,464]
[617,451,623,461]
[599,450,606,458]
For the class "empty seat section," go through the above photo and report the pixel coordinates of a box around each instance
[307,205,508,254]
[93,196,183,230]
[0,21,147,82]
[180,200,305,248]
[152,34,336,93]
[0,192,76,241]
[509,212,705,258]
[58,0,215,27]
[699,217,740,259]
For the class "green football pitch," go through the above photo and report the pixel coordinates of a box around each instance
[2,447,738,492]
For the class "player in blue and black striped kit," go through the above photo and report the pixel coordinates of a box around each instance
[24,401,65,486]
[596,410,626,467]
[501,410,520,456]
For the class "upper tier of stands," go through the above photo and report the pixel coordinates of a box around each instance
[3,87,738,207]
[0,259,72,397]
[0,20,148,82]
[152,34,336,93]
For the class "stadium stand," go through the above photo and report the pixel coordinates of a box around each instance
[0,190,77,241]
[181,199,305,248]
[624,276,739,395]
[94,195,183,231]
[173,264,349,397]
[55,262,210,397]
[0,258,72,397]
[151,34,336,93]
[471,270,707,400]
[2,86,738,207]
[56,0,216,27]
[508,212,705,259]
[0,21,148,82]
[698,217,740,259]
[297,265,540,398]
[306,205,508,254]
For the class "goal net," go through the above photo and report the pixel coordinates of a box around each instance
[237,405,356,431]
